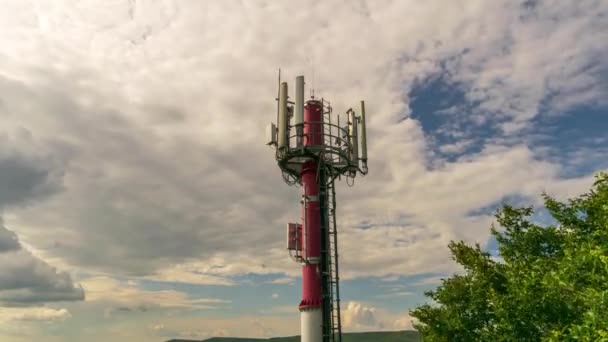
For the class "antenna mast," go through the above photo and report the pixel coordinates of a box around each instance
[266,74,369,342]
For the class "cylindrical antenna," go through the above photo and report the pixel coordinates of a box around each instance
[348,109,359,166]
[360,101,367,162]
[278,82,288,148]
[310,57,315,99]
[276,69,281,129]
[295,76,304,125]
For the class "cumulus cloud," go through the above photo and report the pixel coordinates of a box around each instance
[0,220,84,306]
[0,137,66,210]
[0,221,19,252]
[0,0,605,293]
[0,141,83,307]
[0,307,71,341]
[412,1,608,134]
[0,2,603,340]
[0,0,608,340]
[343,302,382,331]
[80,275,229,315]
[343,301,418,332]
[0,307,71,323]
[393,314,417,331]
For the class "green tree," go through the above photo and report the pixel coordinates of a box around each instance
[410,172,608,341]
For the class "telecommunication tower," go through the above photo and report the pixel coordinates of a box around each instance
[266,73,368,342]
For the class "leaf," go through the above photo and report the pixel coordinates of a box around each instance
[411,172,608,341]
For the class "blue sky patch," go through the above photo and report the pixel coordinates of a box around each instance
[526,104,608,177]
[409,66,607,179]
[409,72,497,162]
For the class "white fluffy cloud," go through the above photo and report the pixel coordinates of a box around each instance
[80,275,229,314]
[0,307,71,323]
[343,302,381,331]
[0,306,72,341]
[393,314,417,331]
[343,301,418,332]
[446,1,608,132]
[0,0,604,308]
[5,2,607,340]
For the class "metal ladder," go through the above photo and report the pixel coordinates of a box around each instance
[319,98,342,342]
[326,179,342,341]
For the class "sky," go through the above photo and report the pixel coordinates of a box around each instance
[0,0,607,341]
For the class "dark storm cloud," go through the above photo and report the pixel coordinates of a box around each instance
[0,222,84,305]
[0,219,20,252]
[0,152,64,209]
[0,87,84,305]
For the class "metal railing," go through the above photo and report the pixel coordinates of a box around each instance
[283,120,353,166]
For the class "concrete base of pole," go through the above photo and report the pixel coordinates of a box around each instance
[300,307,322,342]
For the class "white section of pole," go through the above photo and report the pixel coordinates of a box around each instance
[300,308,323,342]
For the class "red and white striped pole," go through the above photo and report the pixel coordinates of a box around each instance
[271,73,368,342]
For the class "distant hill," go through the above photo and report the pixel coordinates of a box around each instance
[166,330,421,342]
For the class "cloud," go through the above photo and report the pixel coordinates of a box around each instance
[0,220,19,252]
[410,276,444,287]
[438,139,475,155]
[334,144,600,278]
[343,302,382,331]
[0,0,604,300]
[393,314,417,331]
[379,274,401,282]
[0,220,84,306]
[0,2,603,340]
[149,323,165,331]
[438,1,608,133]
[147,314,299,340]
[0,137,66,210]
[343,301,419,332]
[80,276,229,314]
[377,291,415,299]
[268,277,296,285]
[0,307,71,323]
[259,305,298,315]
[145,264,236,286]
[0,307,72,341]
[0,68,296,277]
[0,102,83,308]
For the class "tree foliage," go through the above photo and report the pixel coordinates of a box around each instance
[410,172,608,341]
